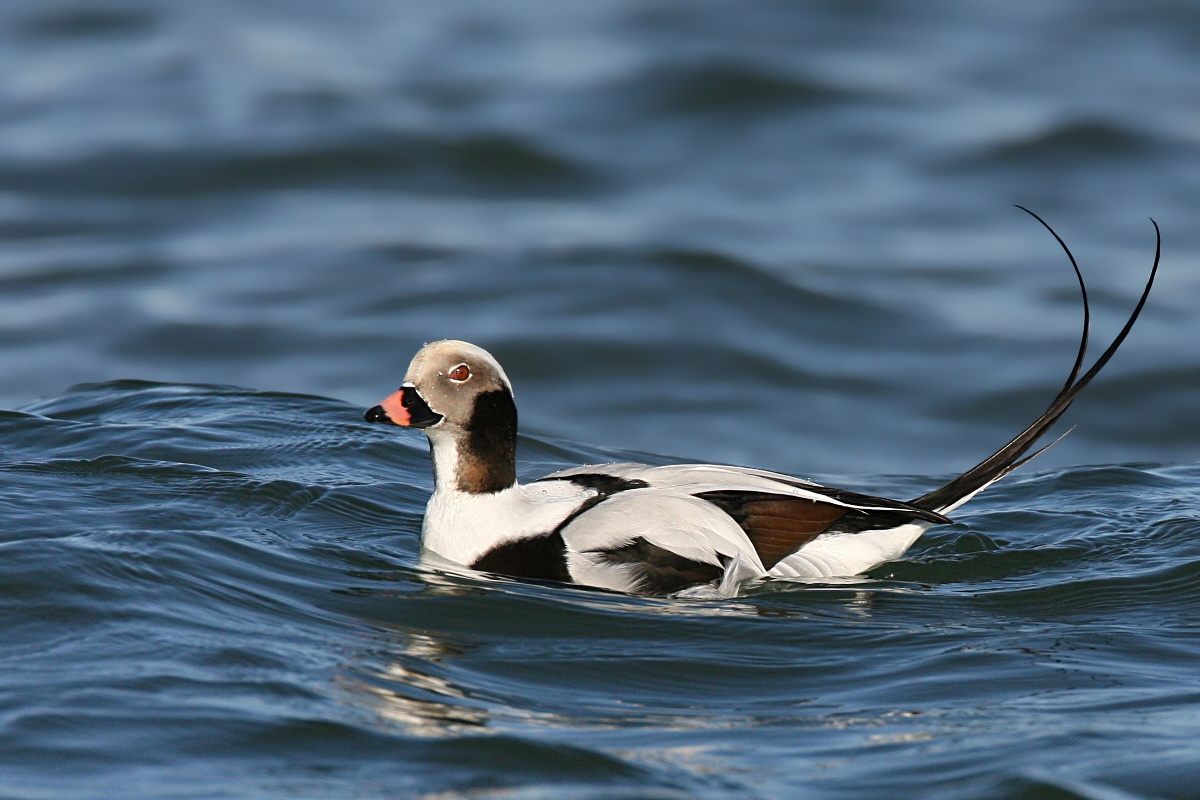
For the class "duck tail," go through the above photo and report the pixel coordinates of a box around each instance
[911,208,1160,515]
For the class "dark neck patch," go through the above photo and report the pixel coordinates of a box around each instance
[456,388,518,494]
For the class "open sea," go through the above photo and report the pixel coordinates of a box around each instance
[2,2,1198,798]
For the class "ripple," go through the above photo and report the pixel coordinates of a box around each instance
[2,0,1198,796]
[628,59,851,117]
[3,379,1200,799]
[0,131,604,199]
[954,119,1158,168]
[977,558,1200,616]
[18,6,158,38]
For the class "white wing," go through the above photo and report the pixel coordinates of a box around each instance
[542,462,944,593]
[543,462,940,515]
[558,488,766,594]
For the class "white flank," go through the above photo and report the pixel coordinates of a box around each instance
[768,523,930,580]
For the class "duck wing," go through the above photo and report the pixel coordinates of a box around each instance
[537,464,946,593]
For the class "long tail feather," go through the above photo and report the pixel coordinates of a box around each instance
[911,211,1160,514]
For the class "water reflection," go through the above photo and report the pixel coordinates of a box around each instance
[337,629,490,738]
[333,564,933,742]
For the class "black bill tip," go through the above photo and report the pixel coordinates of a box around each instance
[364,405,390,424]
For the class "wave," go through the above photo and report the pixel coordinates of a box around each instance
[17,6,157,39]
[621,58,854,118]
[948,118,1160,169]
[3,380,1198,800]
[0,130,604,199]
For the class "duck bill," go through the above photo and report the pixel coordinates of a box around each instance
[365,385,443,429]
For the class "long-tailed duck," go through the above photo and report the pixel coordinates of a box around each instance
[366,212,1160,596]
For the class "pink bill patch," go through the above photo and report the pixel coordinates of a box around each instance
[380,390,411,426]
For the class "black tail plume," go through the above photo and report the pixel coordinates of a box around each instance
[911,209,1160,513]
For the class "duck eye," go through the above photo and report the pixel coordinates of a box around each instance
[448,363,471,382]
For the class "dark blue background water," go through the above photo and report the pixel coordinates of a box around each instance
[2,2,1197,798]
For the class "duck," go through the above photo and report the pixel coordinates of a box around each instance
[365,212,1160,596]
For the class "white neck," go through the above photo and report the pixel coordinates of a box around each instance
[420,429,522,566]
[426,428,464,493]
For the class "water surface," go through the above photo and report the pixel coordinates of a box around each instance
[2,2,1198,798]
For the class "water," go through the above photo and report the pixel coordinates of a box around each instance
[2,2,1198,798]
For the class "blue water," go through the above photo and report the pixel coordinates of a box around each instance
[2,2,1198,798]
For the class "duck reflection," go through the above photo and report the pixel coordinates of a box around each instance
[336,628,490,737]
[334,561,924,738]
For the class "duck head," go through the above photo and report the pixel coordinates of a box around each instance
[365,340,518,494]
